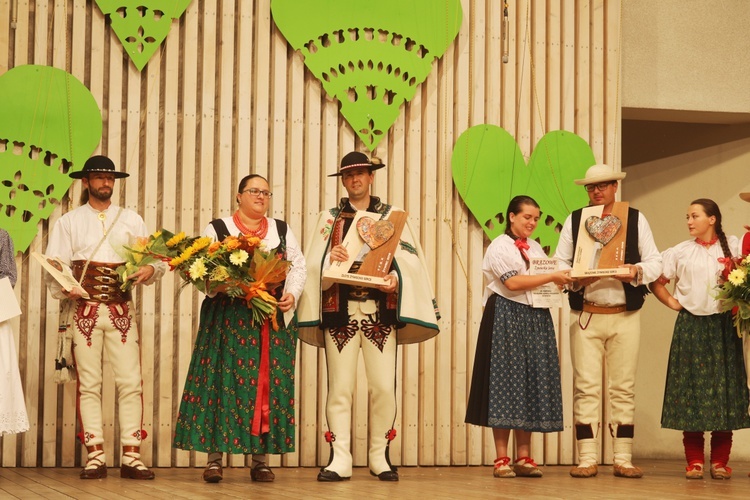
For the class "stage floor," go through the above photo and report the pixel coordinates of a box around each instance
[1,459,749,499]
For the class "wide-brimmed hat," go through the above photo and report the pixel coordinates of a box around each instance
[69,155,130,179]
[740,192,750,203]
[574,164,626,186]
[328,151,386,177]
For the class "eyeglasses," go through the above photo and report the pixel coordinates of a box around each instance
[584,181,615,193]
[241,188,273,198]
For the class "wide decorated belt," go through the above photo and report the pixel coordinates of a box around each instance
[71,260,132,304]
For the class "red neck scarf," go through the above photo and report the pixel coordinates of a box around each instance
[514,237,530,262]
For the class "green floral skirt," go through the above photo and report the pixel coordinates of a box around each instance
[173,295,298,454]
[661,310,750,431]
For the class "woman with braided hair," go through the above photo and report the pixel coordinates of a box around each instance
[650,198,750,480]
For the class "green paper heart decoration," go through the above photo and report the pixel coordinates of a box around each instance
[452,125,595,255]
[96,0,192,71]
[271,0,463,151]
[0,65,103,252]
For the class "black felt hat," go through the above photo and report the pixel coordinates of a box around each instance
[69,155,130,179]
[328,151,386,177]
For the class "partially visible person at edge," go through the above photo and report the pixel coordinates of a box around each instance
[553,164,662,479]
[741,191,750,479]
[297,151,440,482]
[172,174,306,484]
[465,196,573,478]
[0,228,30,437]
[44,155,166,480]
[649,199,750,480]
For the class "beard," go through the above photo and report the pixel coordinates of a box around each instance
[88,186,113,202]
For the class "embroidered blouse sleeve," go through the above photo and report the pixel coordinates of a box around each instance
[484,237,521,283]
[282,224,307,305]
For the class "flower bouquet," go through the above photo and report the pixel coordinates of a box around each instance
[116,234,162,292]
[121,229,291,329]
[716,254,750,337]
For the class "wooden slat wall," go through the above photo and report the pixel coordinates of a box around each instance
[0,0,622,468]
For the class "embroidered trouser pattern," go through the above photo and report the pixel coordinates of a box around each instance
[72,301,145,448]
[324,300,397,477]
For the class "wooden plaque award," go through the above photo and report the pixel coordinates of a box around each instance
[322,210,408,288]
[571,202,630,278]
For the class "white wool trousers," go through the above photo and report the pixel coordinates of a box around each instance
[72,301,145,449]
[323,300,397,477]
[570,310,641,430]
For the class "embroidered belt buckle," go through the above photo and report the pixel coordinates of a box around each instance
[582,301,627,315]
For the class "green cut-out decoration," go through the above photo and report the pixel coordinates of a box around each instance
[0,65,103,252]
[96,0,192,71]
[271,0,463,151]
[452,125,595,255]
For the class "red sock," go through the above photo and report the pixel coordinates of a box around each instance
[709,431,732,466]
[682,431,704,465]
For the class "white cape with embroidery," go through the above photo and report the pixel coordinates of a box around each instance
[298,208,440,346]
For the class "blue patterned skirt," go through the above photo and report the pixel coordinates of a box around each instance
[465,294,563,432]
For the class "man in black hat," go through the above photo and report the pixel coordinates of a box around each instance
[44,155,165,480]
[299,151,440,482]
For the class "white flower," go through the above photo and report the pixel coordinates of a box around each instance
[188,258,208,280]
[229,249,249,266]
[728,268,746,286]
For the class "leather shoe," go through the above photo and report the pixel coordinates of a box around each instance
[120,463,155,480]
[614,464,643,478]
[80,464,107,479]
[317,468,351,482]
[250,462,275,482]
[570,464,598,478]
[202,461,223,483]
[370,469,399,481]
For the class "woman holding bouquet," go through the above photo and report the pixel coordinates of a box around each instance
[649,199,750,480]
[465,195,572,478]
[173,174,306,483]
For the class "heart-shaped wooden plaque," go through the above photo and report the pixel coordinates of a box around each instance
[585,215,622,245]
[356,217,395,249]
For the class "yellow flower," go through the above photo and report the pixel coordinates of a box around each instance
[180,247,196,261]
[166,232,187,247]
[210,266,230,282]
[230,249,249,266]
[191,237,212,252]
[188,258,208,280]
[728,268,746,286]
[151,230,162,239]
[170,256,184,268]
[743,255,750,266]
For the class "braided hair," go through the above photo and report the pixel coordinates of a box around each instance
[690,198,731,259]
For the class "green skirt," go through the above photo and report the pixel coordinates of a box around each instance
[173,295,298,454]
[661,310,750,431]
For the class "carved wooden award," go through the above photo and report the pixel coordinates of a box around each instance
[323,210,408,287]
[571,202,630,278]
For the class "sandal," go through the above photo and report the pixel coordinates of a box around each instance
[513,456,543,477]
[685,462,703,480]
[710,463,732,480]
[493,456,515,478]
[250,462,275,482]
[80,450,107,479]
[203,460,223,483]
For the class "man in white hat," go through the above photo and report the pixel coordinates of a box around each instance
[554,164,661,479]
[298,151,440,482]
[44,155,166,480]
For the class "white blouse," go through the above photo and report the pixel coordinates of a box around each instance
[204,216,307,307]
[483,234,549,306]
[660,236,740,316]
